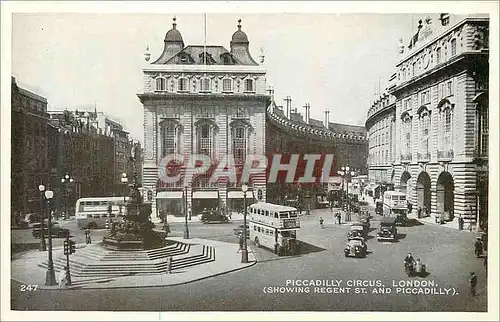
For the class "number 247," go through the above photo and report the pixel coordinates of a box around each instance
[20,284,38,291]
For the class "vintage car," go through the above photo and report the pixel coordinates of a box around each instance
[200,210,229,224]
[377,217,397,242]
[32,222,70,239]
[375,201,384,215]
[344,238,367,258]
[359,216,371,234]
[347,223,366,240]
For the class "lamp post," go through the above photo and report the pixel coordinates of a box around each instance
[183,184,190,239]
[38,184,47,251]
[241,183,249,263]
[61,174,74,219]
[338,166,355,222]
[120,173,128,204]
[44,189,57,286]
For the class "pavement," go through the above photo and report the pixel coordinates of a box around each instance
[11,237,256,290]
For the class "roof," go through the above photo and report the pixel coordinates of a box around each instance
[231,20,249,44]
[380,217,396,225]
[164,45,245,65]
[249,202,297,212]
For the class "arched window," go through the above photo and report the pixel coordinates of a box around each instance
[436,47,442,64]
[232,126,247,163]
[418,109,431,158]
[438,101,454,155]
[161,121,181,157]
[451,39,457,56]
[156,77,166,91]
[197,123,214,158]
[401,113,412,160]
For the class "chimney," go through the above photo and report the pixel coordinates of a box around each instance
[303,103,311,124]
[324,110,330,127]
[284,96,292,119]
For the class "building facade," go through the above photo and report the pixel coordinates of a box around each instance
[375,14,488,229]
[365,91,396,199]
[11,77,53,219]
[266,96,368,208]
[139,18,268,216]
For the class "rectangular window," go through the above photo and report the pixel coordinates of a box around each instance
[444,109,452,151]
[201,78,211,92]
[222,79,233,92]
[446,81,453,97]
[178,78,188,91]
[412,62,416,76]
[451,39,457,56]
[244,79,254,92]
[480,108,488,156]
[156,78,166,91]
[436,48,441,64]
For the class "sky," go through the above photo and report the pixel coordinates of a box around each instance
[8,6,489,144]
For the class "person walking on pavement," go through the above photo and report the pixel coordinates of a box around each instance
[469,272,477,296]
[85,228,91,244]
[319,217,324,229]
[59,266,68,288]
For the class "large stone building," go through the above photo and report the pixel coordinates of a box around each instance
[266,97,368,207]
[139,18,268,216]
[11,77,53,218]
[367,14,489,230]
[365,91,396,199]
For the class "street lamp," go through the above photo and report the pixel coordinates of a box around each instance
[241,183,249,263]
[38,184,47,251]
[61,174,74,219]
[120,173,128,204]
[338,165,355,222]
[44,189,57,286]
[183,183,190,239]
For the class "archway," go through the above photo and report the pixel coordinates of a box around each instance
[436,172,454,220]
[400,171,411,196]
[416,171,431,217]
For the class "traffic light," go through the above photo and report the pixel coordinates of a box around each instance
[63,240,69,255]
[70,240,76,254]
[257,189,263,201]
[147,190,153,201]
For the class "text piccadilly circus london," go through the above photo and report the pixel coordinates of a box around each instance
[157,153,338,185]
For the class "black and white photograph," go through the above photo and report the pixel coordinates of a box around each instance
[1,1,498,321]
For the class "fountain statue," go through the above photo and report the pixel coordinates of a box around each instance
[102,146,166,250]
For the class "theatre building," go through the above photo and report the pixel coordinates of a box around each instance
[138,18,268,216]
[387,14,489,229]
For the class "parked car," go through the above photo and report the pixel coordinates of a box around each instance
[200,210,229,224]
[32,222,69,239]
[344,238,367,258]
[234,224,250,238]
[376,217,397,242]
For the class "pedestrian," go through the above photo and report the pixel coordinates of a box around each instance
[85,228,91,244]
[469,272,477,296]
[337,213,342,225]
[166,256,173,274]
[59,266,68,288]
[458,215,464,231]
[319,217,324,229]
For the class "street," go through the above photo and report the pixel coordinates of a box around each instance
[11,207,487,311]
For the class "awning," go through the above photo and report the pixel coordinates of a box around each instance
[192,191,219,199]
[156,191,183,199]
[228,191,245,199]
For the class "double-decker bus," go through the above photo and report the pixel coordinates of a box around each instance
[248,202,301,255]
[383,191,408,225]
[75,197,129,229]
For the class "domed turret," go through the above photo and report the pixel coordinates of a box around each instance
[152,17,185,64]
[165,17,184,44]
[230,19,258,66]
[230,19,249,45]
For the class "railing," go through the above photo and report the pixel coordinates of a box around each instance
[400,153,412,162]
[417,152,431,161]
[437,150,454,160]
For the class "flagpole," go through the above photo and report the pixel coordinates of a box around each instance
[204,13,207,66]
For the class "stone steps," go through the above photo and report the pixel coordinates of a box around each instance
[37,243,215,277]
